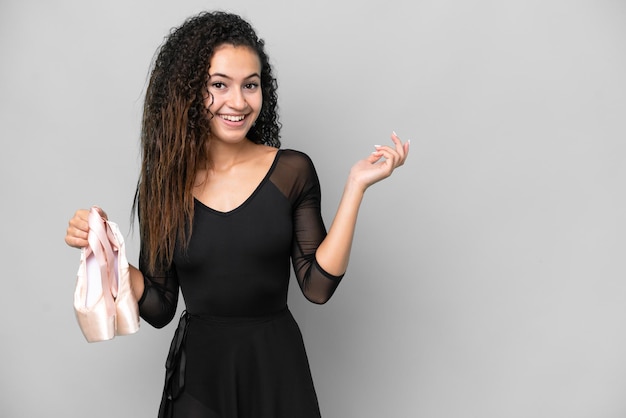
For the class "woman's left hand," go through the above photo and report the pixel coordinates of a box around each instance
[348,131,410,191]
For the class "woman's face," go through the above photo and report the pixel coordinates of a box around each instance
[205,44,262,144]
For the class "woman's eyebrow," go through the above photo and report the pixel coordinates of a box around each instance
[209,72,261,79]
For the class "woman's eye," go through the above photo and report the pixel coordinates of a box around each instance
[244,83,259,90]
[211,82,226,89]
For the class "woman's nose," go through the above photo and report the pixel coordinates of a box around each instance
[228,88,247,110]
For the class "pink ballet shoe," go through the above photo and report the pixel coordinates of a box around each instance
[106,220,140,336]
[74,208,116,342]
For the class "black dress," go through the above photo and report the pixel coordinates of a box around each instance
[137,150,344,418]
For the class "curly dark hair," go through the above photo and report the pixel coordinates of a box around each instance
[134,11,281,274]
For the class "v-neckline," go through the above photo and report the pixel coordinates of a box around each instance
[194,149,282,216]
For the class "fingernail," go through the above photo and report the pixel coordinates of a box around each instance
[374,144,381,148]
[392,131,398,137]
[408,139,411,145]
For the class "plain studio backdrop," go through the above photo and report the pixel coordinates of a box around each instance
[1,0,625,417]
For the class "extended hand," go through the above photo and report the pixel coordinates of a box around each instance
[348,132,409,191]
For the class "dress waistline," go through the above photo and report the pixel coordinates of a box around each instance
[188,306,289,326]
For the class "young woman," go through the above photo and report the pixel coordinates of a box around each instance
[65,11,408,418]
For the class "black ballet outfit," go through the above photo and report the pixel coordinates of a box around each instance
[137,150,344,418]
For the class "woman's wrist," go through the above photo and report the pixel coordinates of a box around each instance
[345,174,368,197]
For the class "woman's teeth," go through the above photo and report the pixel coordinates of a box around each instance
[220,114,245,122]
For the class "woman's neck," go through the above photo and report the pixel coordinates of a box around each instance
[206,138,258,172]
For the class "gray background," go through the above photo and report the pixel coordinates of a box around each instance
[1,0,625,417]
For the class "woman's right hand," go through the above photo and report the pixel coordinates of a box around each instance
[64,207,108,249]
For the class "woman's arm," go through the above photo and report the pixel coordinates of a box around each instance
[129,265,145,301]
[315,132,409,276]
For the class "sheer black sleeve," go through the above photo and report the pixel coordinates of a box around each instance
[271,150,344,304]
[137,248,179,328]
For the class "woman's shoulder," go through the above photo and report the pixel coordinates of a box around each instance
[277,148,316,170]
[271,149,320,192]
